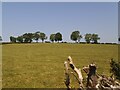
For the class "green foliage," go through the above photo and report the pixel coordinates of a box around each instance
[16,36,23,43]
[23,33,34,43]
[70,31,82,43]
[8,31,101,44]
[39,32,47,42]
[10,36,16,43]
[50,32,62,43]
[85,33,92,43]
[9,32,48,43]
[0,36,2,41]
[85,33,100,44]
[50,34,55,42]
[55,32,62,42]
[110,59,120,80]
[91,34,100,44]
[78,35,82,43]
[33,32,40,43]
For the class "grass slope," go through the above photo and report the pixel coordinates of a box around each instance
[2,43,118,88]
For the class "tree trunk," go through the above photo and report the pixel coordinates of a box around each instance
[64,61,71,89]
[67,56,84,88]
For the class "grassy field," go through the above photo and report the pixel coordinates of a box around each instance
[0,45,2,89]
[2,43,118,88]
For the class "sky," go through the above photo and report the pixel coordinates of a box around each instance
[1,0,120,2]
[118,2,120,39]
[0,2,1,37]
[2,2,118,43]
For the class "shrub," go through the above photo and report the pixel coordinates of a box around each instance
[110,59,120,80]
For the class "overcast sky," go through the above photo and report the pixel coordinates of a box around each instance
[2,2,118,43]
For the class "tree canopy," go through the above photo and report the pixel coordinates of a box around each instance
[70,31,82,43]
[16,36,23,43]
[33,32,40,43]
[23,33,34,43]
[39,32,47,42]
[85,33,100,44]
[50,34,55,42]
[10,32,47,43]
[85,34,92,43]
[10,36,16,43]
[55,32,62,42]
[0,36,2,41]
[91,34,100,44]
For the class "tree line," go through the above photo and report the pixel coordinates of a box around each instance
[0,33,119,43]
[10,32,62,43]
[9,31,101,44]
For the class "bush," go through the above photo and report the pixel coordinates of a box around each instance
[110,59,120,80]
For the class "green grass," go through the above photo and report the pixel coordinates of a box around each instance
[0,45,2,89]
[2,43,118,88]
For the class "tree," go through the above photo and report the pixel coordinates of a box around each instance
[91,34,100,44]
[78,35,82,43]
[33,32,40,43]
[70,31,82,43]
[50,34,55,42]
[16,36,23,43]
[110,59,120,80]
[0,36,2,41]
[10,36,16,43]
[55,32,62,42]
[85,34,92,43]
[23,33,34,43]
[39,32,47,42]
